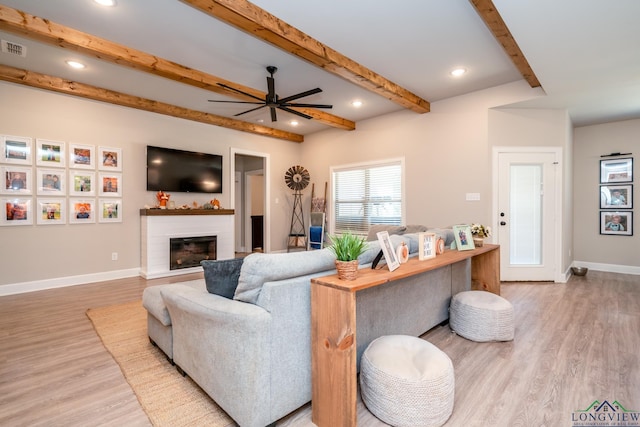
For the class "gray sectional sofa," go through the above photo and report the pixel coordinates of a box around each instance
[142,229,467,427]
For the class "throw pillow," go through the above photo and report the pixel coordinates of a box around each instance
[201,258,244,299]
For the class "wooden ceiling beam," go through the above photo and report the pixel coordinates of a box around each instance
[0,4,353,131]
[0,64,303,143]
[181,0,431,113]
[469,0,541,88]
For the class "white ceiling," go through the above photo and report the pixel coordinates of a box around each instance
[1,0,639,137]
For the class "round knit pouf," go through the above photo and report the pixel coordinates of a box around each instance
[359,335,454,427]
[449,290,514,342]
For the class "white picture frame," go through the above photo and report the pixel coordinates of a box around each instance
[69,143,96,169]
[1,166,32,195]
[376,230,400,272]
[69,198,96,224]
[1,197,33,226]
[98,172,122,197]
[69,170,96,196]
[419,232,437,260]
[98,198,122,223]
[36,198,66,225]
[1,135,32,165]
[36,139,66,168]
[36,168,66,196]
[98,146,122,171]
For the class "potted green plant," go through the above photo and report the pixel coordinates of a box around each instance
[328,231,368,280]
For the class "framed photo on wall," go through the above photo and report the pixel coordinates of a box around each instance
[36,169,66,196]
[36,198,66,225]
[1,166,32,195]
[419,232,437,260]
[98,198,122,223]
[453,224,475,251]
[600,211,633,236]
[98,172,122,197]
[69,198,96,224]
[69,143,96,169]
[1,135,32,165]
[69,170,95,196]
[376,230,400,272]
[600,184,632,209]
[98,146,122,171]
[600,157,633,183]
[36,139,66,168]
[1,197,33,226]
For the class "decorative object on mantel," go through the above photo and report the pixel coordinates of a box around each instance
[328,231,368,280]
[156,190,170,208]
[203,198,221,210]
[470,223,491,247]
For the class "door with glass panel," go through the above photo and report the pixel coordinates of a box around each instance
[497,152,557,281]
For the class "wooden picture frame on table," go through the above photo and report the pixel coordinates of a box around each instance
[1,135,32,165]
[419,232,437,260]
[376,230,400,272]
[36,139,66,168]
[453,224,475,251]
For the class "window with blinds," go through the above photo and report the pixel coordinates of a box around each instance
[331,159,403,235]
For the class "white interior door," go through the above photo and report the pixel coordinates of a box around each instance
[496,151,558,281]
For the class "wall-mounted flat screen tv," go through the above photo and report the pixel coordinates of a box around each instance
[146,145,222,193]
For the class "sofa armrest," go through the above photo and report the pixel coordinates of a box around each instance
[161,285,272,427]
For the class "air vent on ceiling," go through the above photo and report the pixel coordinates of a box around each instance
[1,40,27,57]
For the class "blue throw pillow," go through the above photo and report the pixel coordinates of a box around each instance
[201,258,244,299]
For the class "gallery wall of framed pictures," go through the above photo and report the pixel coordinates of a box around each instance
[1,134,123,226]
[599,156,633,236]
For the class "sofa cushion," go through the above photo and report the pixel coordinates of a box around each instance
[366,224,407,241]
[234,249,338,304]
[201,258,244,299]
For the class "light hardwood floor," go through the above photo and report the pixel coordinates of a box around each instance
[0,270,638,426]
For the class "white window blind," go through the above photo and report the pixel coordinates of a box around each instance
[332,160,403,235]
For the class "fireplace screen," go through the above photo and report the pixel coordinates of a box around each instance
[170,236,217,270]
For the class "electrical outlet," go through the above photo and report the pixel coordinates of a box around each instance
[111,252,118,261]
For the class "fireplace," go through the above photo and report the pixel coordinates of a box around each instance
[170,236,217,270]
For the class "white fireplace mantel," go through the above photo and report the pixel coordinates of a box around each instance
[140,209,234,279]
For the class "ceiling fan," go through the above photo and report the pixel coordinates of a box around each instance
[208,66,332,122]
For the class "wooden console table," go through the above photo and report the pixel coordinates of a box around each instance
[310,244,500,426]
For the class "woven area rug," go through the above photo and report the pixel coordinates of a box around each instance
[86,301,234,427]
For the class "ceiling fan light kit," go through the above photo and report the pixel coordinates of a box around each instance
[209,66,333,122]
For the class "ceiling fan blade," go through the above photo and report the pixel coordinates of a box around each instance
[218,83,265,102]
[270,106,277,122]
[282,102,333,109]
[208,100,265,104]
[234,105,267,117]
[267,76,276,102]
[278,106,313,120]
[278,88,322,103]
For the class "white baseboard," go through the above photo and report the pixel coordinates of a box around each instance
[0,268,141,297]
[572,261,640,276]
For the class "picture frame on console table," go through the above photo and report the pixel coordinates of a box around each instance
[376,230,400,272]
[453,224,475,251]
[418,232,437,260]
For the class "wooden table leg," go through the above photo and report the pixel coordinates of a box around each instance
[311,283,357,427]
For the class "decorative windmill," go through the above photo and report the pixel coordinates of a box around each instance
[285,165,310,251]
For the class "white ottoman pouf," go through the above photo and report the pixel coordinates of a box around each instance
[360,335,454,427]
[449,290,514,342]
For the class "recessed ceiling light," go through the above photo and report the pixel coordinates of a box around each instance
[289,120,299,126]
[450,68,467,77]
[351,100,363,108]
[66,60,86,69]
[94,0,116,6]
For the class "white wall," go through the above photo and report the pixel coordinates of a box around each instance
[574,119,639,271]
[0,82,302,289]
